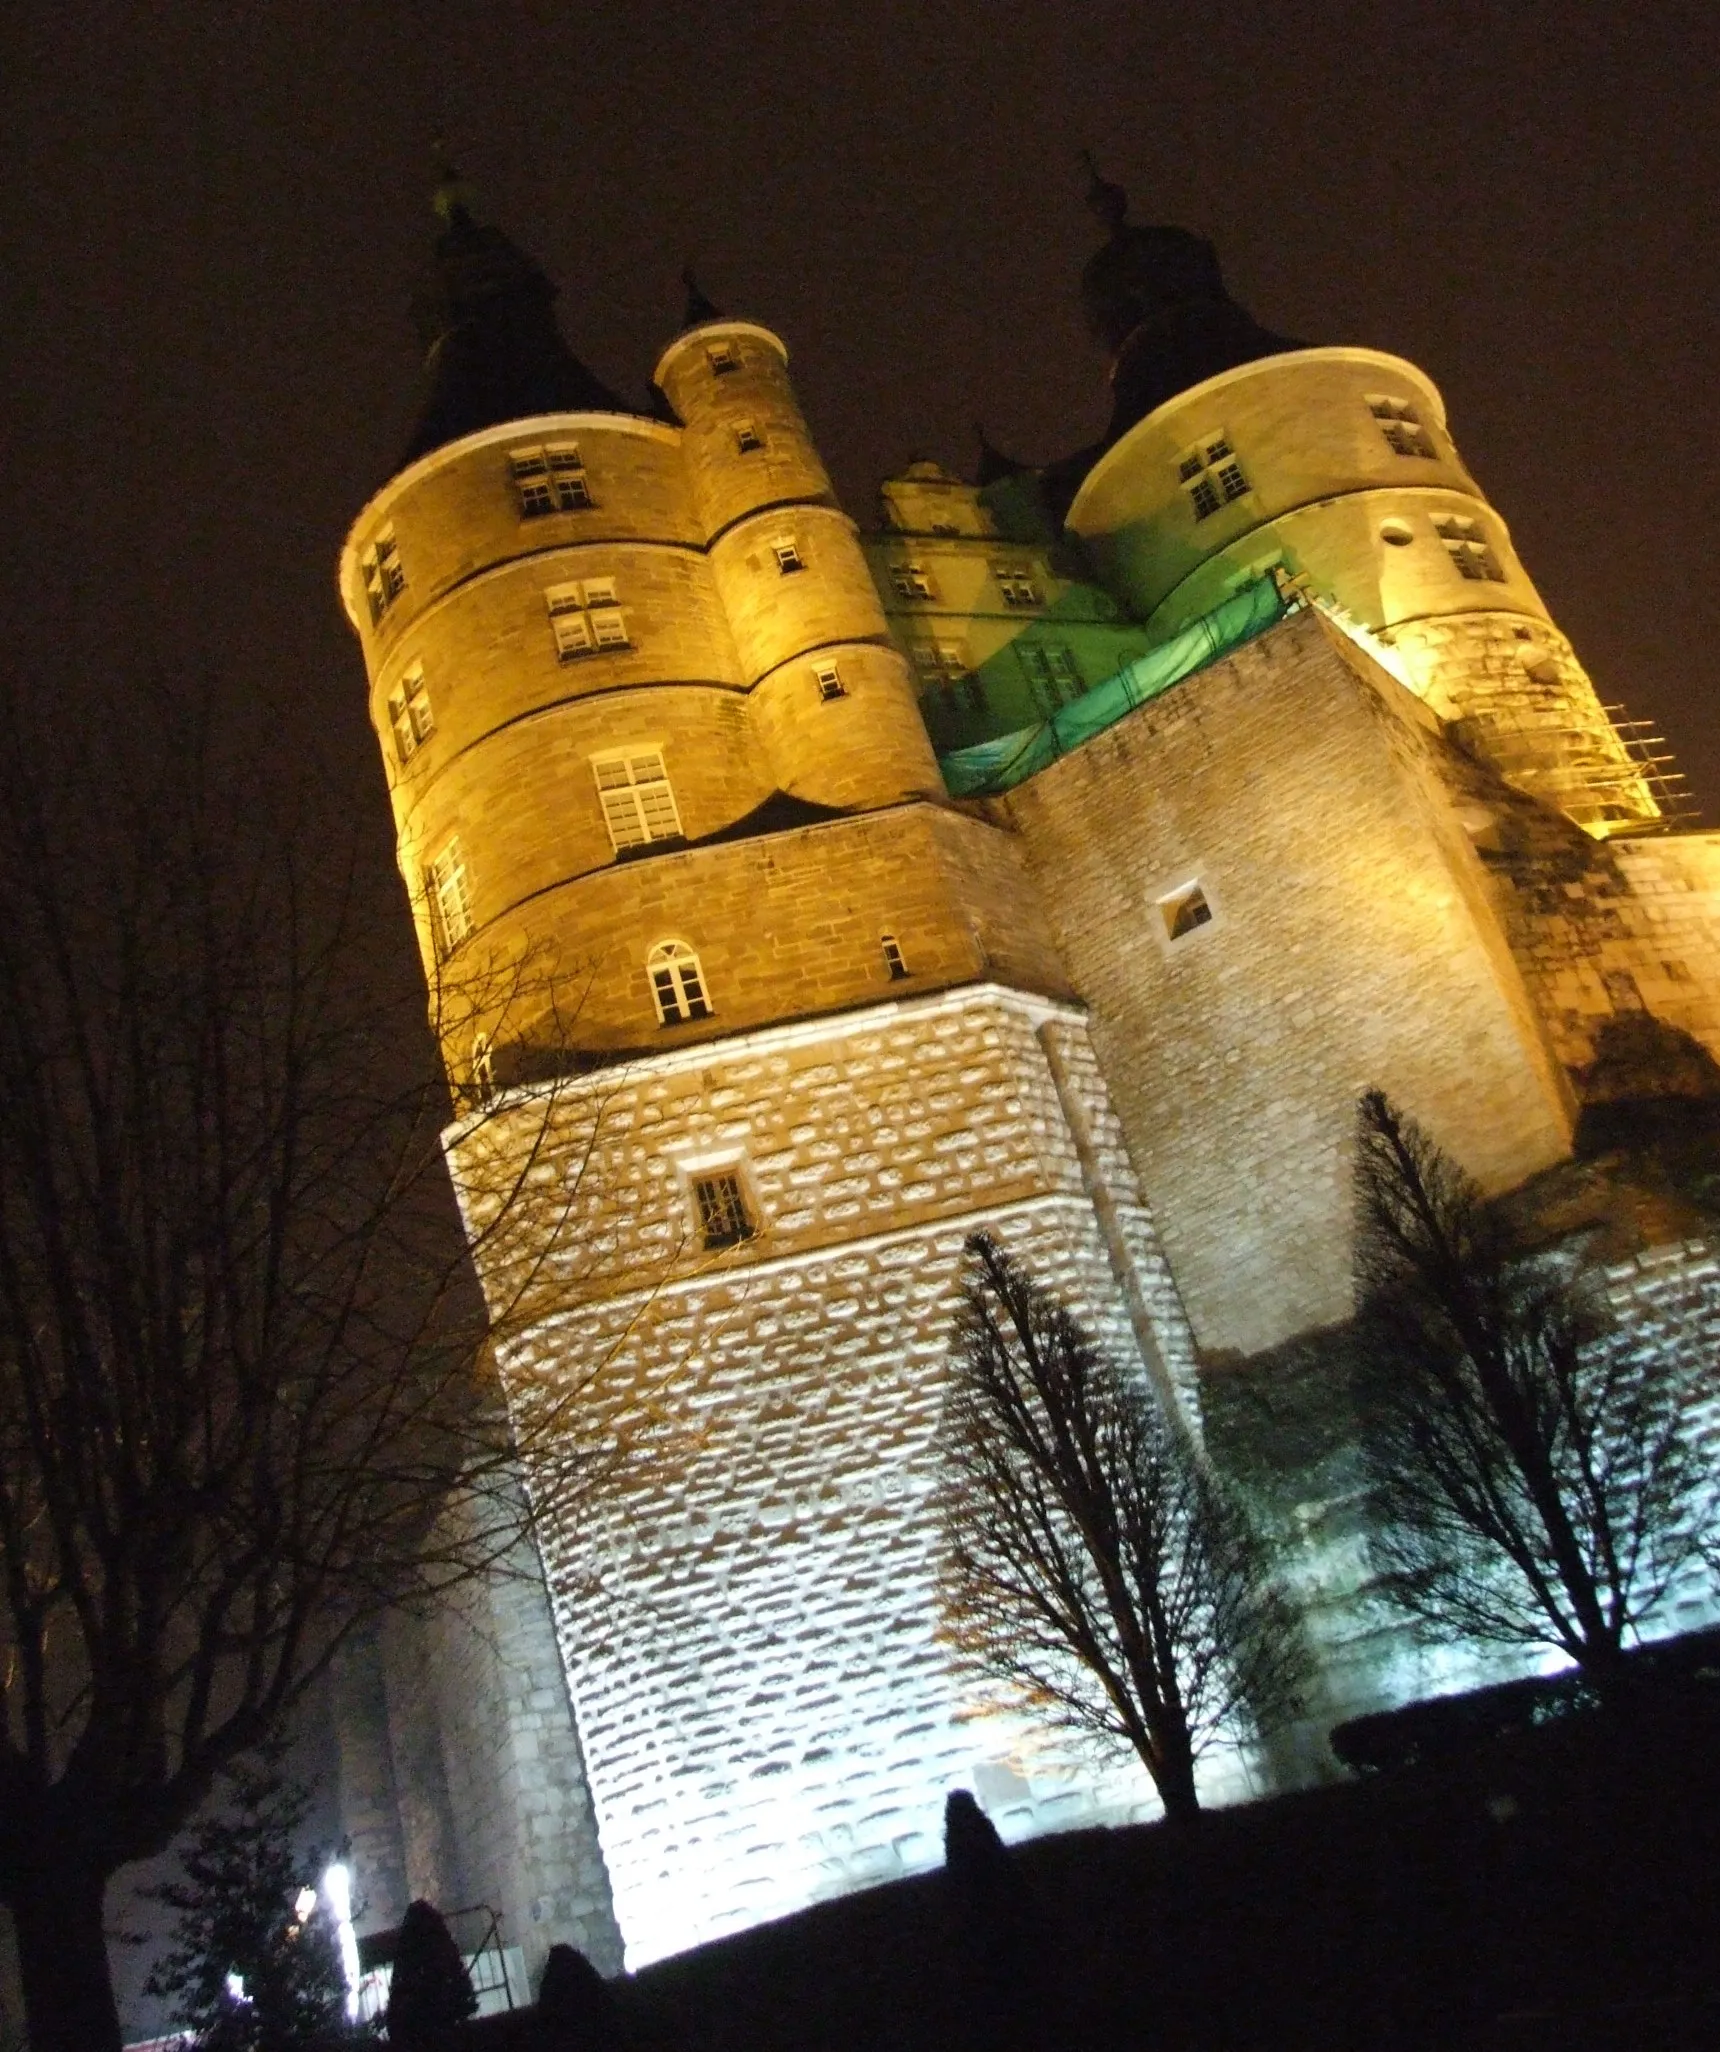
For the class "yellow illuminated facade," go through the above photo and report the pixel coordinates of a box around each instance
[335,177,1720,1977]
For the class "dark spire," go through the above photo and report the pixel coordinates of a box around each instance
[1075,154,1303,446]
[400,156,631,469]
[680,265,722,329]
[973,421,1025,488]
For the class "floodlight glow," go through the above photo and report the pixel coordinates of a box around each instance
[225,1972,248,2005]
[321,1862,361,2018]
[294,1886,318,1921]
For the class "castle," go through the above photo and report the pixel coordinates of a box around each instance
[328,169,1720,1987]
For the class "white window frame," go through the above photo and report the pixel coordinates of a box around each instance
[813,660,845,701]
[428,838,474,958]
[881,933,909,980]
[772,537,805,575]
[510,442,593,516]
[362,526,406,624]
[890,561,936,601]
[591,748,683,851]
[388,663,435,761]
[1176,437,1251,521]
[993,564,1043,609]
[647,940,712,1025]
[545,580,630,660]
[706,342,739,375]
[735,421,764,453]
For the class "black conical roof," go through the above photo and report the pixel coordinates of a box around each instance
[400,178,632,469]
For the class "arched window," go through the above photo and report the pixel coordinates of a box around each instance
[647,941,712,1025]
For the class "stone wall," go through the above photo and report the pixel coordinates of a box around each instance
[999,607,1573,1355]
[452,985,1204,1966]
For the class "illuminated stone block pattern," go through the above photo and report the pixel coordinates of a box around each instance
[997,606,1575,1356]
[450,986,1199,1964]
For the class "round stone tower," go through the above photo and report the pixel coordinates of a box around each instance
[338,192,1198,1966]
[1063,183,1658,837]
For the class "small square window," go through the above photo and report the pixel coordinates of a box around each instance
[772,539,804,575]
[546,581,629,659]
[510,444,592,516]
[706,342,739,375]
[890,561,935,601]
[993,565,1042,609]
[881,934,909,980]
[1433,516,1504,583]
[1177,440,1249,523]
[1368,397,1435,460]
[814,661,845,701]
[735,422,764,453]
[692,1170,753,1248]
[1157,881,1213,943]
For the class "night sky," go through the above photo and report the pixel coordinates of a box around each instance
[4,2,1717,808]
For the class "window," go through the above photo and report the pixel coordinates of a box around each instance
[772,538,805,575]
[993,564,1043,609]
[388,663,435,760]
[591,749,683,851]
[546,580,630,659]
[913,642,982,715]
[881,934,909,980]
[361,527,406,625]
[1367,397,1435,459]
[1177,437,1251,521]
[735,422,764,453]
[648,940,711,1024]
[1157,880,1213,943]
[692,1169,752,1248]
[1017,643,1083,712]
[428,838,474,957]
[510,443,592,516]
[706,342,739,374]
[814,661,846,701]
[1433,515,1505,583]
[890,561,936,601]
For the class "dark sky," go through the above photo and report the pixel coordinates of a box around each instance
[4,0,1718,820]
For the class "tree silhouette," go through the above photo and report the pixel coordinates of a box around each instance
[0,683,602,2052]
[940,1234,1308,1821]
[1354,1089,1718,1688]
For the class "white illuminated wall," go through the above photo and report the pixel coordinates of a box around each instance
[461,986,1201,1965]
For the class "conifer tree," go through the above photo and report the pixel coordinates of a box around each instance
[385,1900,477,2051]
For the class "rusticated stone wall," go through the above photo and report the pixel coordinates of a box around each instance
[451,985,1204,1966]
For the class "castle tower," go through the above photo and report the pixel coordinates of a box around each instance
[341,193,1199,1965]
[1062,178,1659,837]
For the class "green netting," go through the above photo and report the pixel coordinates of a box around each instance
[937,575,1287,796]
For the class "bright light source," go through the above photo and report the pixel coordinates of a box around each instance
[321,1862,361,2017]
[294,1886,318,1922]
[225,1971,248,2005]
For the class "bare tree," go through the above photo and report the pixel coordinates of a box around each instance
[0,682,600,2052]
[1354,1089,1718,1692]
[940,1235,1309,1822]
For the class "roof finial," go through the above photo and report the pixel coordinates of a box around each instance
[680,265,721,329]
[1080,149,1129,237]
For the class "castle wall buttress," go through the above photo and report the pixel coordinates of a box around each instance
[446,985,1201,1965]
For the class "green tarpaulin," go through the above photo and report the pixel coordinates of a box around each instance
[938,575,1287,797]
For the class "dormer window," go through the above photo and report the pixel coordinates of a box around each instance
[361,527,406,625]
[510,443,592,516]
[1177,438,1250,521]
